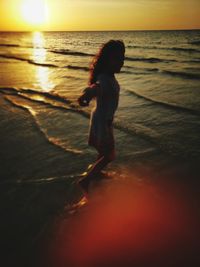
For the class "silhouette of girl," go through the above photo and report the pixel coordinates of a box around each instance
[78,40,125,193]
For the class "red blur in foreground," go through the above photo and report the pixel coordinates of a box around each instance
[46,179,199,267]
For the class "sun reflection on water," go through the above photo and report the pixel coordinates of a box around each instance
[32,31,55,92]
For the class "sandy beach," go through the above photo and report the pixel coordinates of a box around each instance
[0,94,91,266]
[0,94,200,267]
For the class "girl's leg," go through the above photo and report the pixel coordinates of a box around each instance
[87,154,111,177]
[78,155,111,193]
[78,148,115,193]
[96,153,102,160]
[85,152,102,172]
[88,145,115,176]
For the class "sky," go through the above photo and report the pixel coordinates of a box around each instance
[0,0,200,31]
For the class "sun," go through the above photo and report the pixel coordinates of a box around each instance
[21,0,48,26]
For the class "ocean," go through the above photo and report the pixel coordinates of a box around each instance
[0,29,200,267]
[0,30,200,181]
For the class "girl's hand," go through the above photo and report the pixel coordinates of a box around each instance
[78,94,89,106]
[77,83,100,107]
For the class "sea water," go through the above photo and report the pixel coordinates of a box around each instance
[0,30,200,181]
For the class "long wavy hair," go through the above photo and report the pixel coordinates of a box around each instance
[89,40,125,85]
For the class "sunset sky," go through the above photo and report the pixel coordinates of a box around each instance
[0,0,200,31]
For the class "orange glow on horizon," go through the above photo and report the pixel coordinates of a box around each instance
[0,0,199,31]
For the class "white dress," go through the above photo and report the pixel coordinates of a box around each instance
[88,73,120,154]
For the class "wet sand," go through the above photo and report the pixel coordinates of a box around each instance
[0,93,200,267]
[0,95,84,267]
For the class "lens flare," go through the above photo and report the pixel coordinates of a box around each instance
[45,177,199,267]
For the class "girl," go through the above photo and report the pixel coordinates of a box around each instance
[78,39,125,193]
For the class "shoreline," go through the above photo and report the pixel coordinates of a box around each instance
[0,95,84,267]
[0,92,200,267]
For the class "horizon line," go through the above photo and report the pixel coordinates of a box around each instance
[0,28,200,33]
